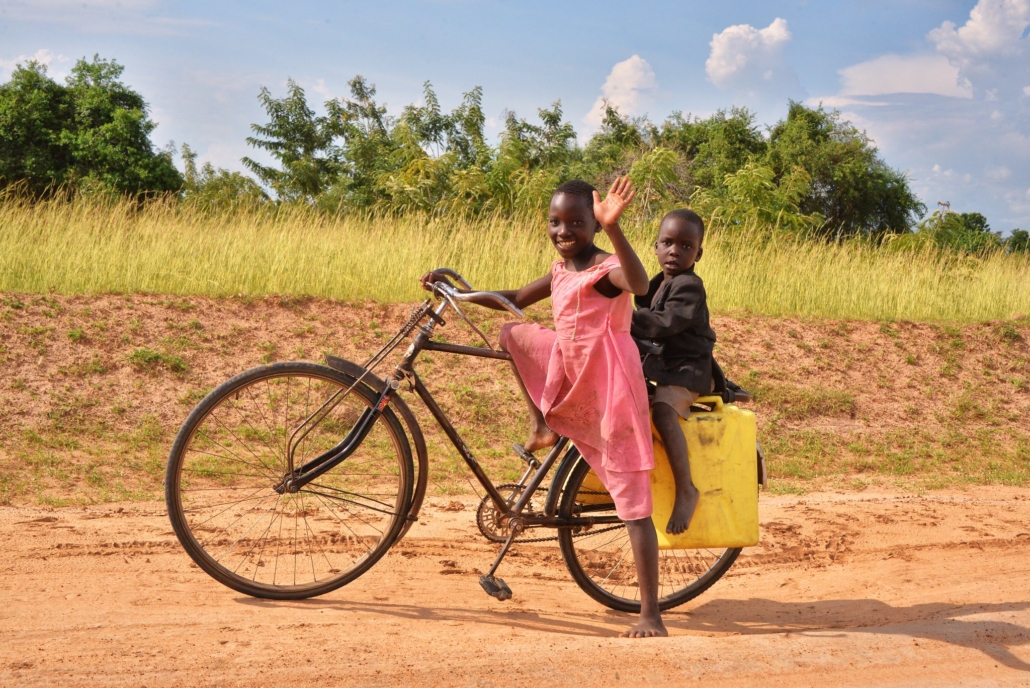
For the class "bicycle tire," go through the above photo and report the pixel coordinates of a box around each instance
[165,362,414,600]
[557,456,740,613]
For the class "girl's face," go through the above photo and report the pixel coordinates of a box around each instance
[548,193,598,259]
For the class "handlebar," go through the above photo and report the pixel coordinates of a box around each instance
[426,268,525,319]
[434,282,525,319]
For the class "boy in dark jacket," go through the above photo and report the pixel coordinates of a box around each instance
[631,209,715,535]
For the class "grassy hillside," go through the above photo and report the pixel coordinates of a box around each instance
[1,198,1028,321]
[0,294,1026,506]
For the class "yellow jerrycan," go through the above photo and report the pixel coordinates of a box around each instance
[650,396,759,549]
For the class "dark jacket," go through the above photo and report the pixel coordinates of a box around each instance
[631,269,717,392]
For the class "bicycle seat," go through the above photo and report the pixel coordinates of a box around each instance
[632,335,662,357]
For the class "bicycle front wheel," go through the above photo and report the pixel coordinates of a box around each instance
[557,456,740,613]
[165,362,414,599]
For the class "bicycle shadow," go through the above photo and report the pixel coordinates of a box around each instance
[236,595,628,638]
[673,598,1030,671]
[236,595,1030,669]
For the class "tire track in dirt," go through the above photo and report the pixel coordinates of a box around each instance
[4,488,1030,685]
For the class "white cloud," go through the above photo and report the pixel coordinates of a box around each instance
[806,0,1030,227]
[705,18,792,88]
[838,53,972,98]
[584,55,658,127]
[928,0,1030,64]
[0,48,69,78]
[987,166,1012,181]
[809,96,889,108]
[0,0,211,35]
[928,0,1030,97]
[309,78,332,100]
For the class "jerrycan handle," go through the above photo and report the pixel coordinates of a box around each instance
[695,395,724,412]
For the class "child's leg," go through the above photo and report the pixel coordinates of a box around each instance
[600,466,667,638]
[652,396,699,535]
[499,324,558,453]
[620,516,668,638]
[506,360,558,452]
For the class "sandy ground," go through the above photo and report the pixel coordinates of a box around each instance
[3,488,1030,687]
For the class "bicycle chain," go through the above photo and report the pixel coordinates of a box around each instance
[506,523,626,544]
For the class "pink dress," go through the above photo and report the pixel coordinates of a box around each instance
[500,255,654,520]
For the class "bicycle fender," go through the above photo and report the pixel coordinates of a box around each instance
[324,355,428,540]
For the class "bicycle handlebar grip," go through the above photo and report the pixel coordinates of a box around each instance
[432,268,473,290]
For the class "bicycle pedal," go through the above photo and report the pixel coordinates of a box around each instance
[479,575,513,601]
[511,444,538,466]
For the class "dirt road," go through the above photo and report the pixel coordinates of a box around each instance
[3,487,1030,686]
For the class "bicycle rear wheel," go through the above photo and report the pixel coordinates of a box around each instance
[165,362,413,599]
[557,456,740,613]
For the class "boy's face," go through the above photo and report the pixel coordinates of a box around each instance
[548,193,598,259]
[654,217,703,278]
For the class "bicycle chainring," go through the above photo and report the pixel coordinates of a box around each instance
[476,484,539,543]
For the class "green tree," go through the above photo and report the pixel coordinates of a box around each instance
[584,104,648,174]
[902,209,1002,253]
[0,56,181,197]
[181,144,267,211]
[1007,229,1029,253]
[63,56,182,196]
[691,161,823,233]
[322,76,396,209]
[658,107,766,192]
[243,79,346,202]
[0,61,73,194]
[766,102,924,238]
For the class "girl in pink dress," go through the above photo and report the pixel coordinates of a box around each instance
[421,177,667,638]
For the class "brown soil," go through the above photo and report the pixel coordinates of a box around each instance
[4,487,1030,686]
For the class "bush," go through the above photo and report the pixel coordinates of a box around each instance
[127,347,187,373]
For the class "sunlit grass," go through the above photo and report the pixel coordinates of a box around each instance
[1,196,1028,322]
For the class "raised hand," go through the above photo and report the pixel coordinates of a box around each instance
[592,176,636,229]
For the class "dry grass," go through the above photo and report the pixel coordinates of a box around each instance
[1,197,1028,322]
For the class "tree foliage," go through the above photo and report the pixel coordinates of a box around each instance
[240,81,930,236]
[890,209,1003,254]
[1007,229,1029,254]
[0,56,181,197]
[8,59,1014,245]
[765,102,925,237]
[181,144,267,211]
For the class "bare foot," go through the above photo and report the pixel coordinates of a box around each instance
[523,427,559,453]
[666,486,699,535]
[619,616,668,638]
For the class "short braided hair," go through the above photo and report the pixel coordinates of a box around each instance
[553,179,596,213]
[663,208,705,240]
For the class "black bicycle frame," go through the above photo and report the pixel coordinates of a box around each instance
[290,298,621,528]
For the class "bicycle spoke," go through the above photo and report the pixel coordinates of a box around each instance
[169,366,408,595]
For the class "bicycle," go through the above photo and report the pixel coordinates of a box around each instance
[165,269,755,612]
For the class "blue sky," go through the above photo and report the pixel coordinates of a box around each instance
[2,0,1028,230]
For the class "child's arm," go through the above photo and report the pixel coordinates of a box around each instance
[631,278,706,339]
[593,177,649,296]
[419,271,552,310]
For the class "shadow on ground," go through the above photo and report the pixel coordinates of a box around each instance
[237,595,1030,669]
